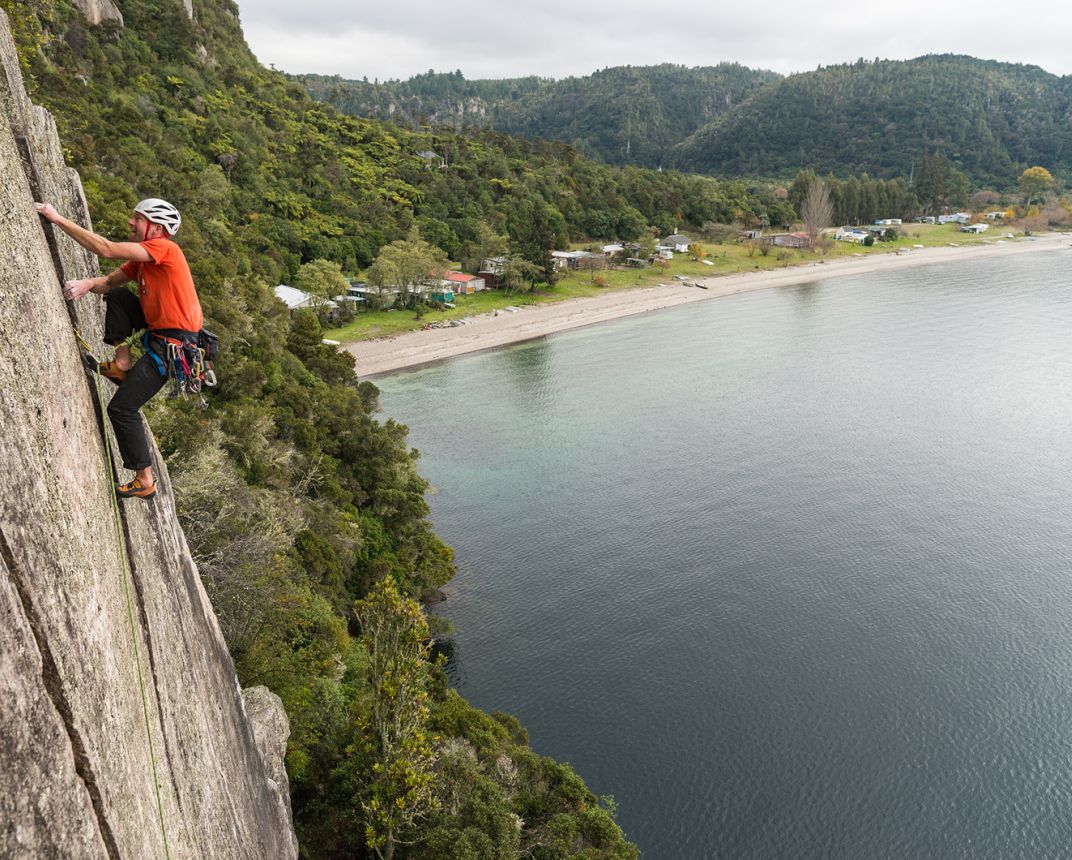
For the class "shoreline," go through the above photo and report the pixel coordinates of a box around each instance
[345,234,1071,378]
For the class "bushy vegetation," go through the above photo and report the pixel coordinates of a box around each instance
[11,0,1069,850]
[2,0,648,854]
[308,56,1072,190]
[789,169,920,224]
[673,55,1072,187]
[300,64,780,169]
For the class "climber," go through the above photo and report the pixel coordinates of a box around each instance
[35,198,203,501]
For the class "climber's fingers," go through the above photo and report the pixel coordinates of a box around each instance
[62,278,95,301]
[35,202,59,222]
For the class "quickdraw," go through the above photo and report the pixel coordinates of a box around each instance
[142,331,217,407]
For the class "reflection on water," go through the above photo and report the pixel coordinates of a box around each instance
[380,251,1072,859]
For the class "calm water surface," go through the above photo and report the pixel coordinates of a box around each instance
[376,251,1072,859]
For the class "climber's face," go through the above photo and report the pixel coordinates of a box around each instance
[128,212,159,242]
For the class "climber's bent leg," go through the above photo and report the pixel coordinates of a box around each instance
[103,289,147,372]
[106,352,166,477]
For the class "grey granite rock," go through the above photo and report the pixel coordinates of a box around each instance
[0,10,296,857]
[244,685,299,847]
[71,0,123,27]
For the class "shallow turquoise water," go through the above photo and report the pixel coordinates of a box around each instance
[377,250,1072,858]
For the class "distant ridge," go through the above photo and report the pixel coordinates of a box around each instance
[671,55,1072,185]
[298,64,780,169]
[302,56,1072,187]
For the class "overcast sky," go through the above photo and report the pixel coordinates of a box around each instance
[235,0,1071,82]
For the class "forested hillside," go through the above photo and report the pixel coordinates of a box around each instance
[304,56,1072,189]
[673,55,1072,186]
[299,64,780,168]
[0,0,720,854]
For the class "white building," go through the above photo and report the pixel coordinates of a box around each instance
[274,284,337,313]
[835,227,870,243]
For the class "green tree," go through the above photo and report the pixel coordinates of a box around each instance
[498,254,544,293]
[355,577,439,860]
[916,153,950,214]
[948,167,970,209]
[367,228,449,307]
[1019,166,1054,204]
[788,168,818,218]
[295,258,350,300]
[507,199,565,284]
[459,220,508,273]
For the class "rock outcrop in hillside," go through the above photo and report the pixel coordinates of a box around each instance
[0,9,297,858]
[70,0,123,28]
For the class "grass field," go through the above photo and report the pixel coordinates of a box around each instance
[325,223,1022,343]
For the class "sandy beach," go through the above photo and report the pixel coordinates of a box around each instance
[345,234,1071,377]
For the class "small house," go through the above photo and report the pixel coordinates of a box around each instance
[551,250,578,271]
[961,223,989,233]
[478,257,508,289]
[441,271,486,294]
[574,251,606,269]
[274,284,338,317]
[551,250,605,270]
[770,232,810,248]
[661,234,691,253]
[602,243,625,258]
[338,285,373,311]
[835,227,871,243]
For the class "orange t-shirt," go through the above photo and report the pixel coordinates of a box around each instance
[120,238,203,333]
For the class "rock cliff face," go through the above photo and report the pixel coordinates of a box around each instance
[70,0,124,27]
[0,10,297,858]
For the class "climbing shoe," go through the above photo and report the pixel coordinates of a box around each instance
[82,353,126,385]
[116,478,156,500]
[97,359,128,384]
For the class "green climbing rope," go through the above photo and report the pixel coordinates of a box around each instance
[82,332,173,859]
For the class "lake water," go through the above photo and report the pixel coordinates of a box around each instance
[376,250,1072,859]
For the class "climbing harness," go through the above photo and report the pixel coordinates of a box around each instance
[141,330,218,407]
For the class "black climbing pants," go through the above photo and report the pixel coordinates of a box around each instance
[103,289,166,472]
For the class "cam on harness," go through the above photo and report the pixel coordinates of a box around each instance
[142,327,219,405]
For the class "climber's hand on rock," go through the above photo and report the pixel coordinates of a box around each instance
[35,202,60,222]
[62,278,96,301]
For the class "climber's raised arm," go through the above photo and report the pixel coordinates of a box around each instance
[35,202,154,262]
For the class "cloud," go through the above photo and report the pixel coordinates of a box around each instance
[236,0,1072,80]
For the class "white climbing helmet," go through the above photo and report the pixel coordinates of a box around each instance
[133,198,181,236]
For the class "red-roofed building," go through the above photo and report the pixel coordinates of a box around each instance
[441,270,486,294]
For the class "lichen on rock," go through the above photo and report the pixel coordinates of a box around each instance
[0,9,296,857]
